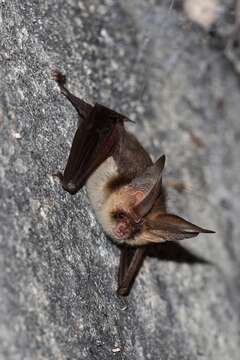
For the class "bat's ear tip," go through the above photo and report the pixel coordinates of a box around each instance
[155,154,166,171]
[202,229,216,234]
[161,154,166,165]
[124,117,135,124]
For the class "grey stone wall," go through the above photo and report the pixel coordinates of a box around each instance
[0,1,239,359]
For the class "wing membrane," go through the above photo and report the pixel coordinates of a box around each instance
[61,104,124,194]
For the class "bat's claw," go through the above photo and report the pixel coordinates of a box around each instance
[52,69,66,87]
[52,171,64,182]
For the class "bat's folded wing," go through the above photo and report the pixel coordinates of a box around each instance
[61,104,124,194]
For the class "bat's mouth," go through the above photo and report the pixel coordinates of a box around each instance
[114,220,131,239]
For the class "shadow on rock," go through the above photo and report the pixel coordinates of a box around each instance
[146,241,212,266]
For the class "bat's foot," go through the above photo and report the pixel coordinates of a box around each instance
[52,69,67,87]
[117,280,131,297]
[116,286,129,297]
[52,69,78,100]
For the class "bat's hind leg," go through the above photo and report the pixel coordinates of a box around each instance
[52,70,93,122]
[117,247,146,296]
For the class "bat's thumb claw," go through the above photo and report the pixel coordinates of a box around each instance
[52,171,64,182]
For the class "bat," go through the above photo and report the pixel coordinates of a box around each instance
[53,70,215,296]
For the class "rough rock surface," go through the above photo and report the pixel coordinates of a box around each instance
[1,0,240,359]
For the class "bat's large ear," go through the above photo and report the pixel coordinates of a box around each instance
[129,155,166,220]
[142,213,215,243]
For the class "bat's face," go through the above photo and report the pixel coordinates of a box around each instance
[99,186,144,243]
[99,184,214,246]
[98,155,167,244]
[100,186,162,245]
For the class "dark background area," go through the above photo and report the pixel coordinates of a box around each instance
[0,1,240,359]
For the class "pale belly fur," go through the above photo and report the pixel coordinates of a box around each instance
[86,156,118,221]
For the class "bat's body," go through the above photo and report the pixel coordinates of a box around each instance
[53,71,215,296]
[86,129,155,246]
[86,157,118,220]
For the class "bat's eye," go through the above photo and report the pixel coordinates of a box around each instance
[112,211,127,220]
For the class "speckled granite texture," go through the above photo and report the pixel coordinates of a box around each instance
[0,1,240,359]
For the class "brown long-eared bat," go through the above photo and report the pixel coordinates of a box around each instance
[53,71,215,296]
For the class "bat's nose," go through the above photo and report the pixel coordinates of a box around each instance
[115,220,131,239]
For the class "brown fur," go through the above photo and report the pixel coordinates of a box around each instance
[106,174,132,192]
[113,129,152,179]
